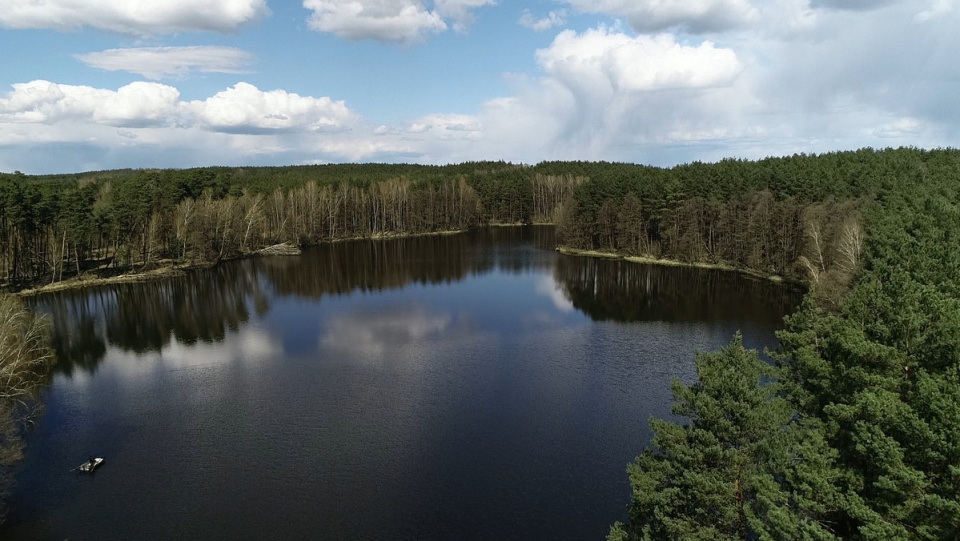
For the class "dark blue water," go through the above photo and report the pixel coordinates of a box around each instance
[3,227,800,540]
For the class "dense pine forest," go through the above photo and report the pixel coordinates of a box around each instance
[607,148,960,540]
[2,147,960,537]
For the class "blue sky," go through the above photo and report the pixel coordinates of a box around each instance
[1,0,958,174]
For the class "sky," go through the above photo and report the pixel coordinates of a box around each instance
[0,0,958,174]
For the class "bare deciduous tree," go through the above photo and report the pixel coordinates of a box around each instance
[837,217,864,273]
[0,295,55,522]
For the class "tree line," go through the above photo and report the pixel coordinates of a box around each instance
[0,169,490,288]
[0,148,913,292]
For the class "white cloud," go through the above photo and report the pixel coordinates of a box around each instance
[303,0,447,42]
[402,114,480,135]
[434,0,496,31]
[469,27,748,160]
[0,80,355,135]
[560,0,760,33]
[191,83,356,134]
[5,2,960,175]
[0,0,268,34]
[451,3,960,165]
[77,47,254,80]
[538,28,742,92]
[97,83,185,127]
[302,0,493,42]
[519,9,567,31]
[0,80,182,127]
[406,122,431,133]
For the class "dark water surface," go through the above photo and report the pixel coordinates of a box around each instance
[4,227,801,540]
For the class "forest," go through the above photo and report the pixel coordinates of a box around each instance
[2,152,872,293]
[2,146,960,537]
[608,148,960,540]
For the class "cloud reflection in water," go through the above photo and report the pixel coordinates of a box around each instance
[320,304,458,368]
[534,274,574,313]
[79,325,283,384]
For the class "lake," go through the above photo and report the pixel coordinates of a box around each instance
[3,226,801,540]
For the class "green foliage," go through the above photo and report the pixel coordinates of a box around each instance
[612,147,960,541]
[616,336,839,540]
[773,179,960,538]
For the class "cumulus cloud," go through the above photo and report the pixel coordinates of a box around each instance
[519,9,567,31]
[0,80,355,134]
[0,78,414,172]
[302,0,493,42]
[537,28,742,92]
[303,0,446,42]
[0,0,269,34]
[560,0,759,33]
[191,83,356,134]
[77,47,254,80]
[451,1,960,165]
[0,80,182,127]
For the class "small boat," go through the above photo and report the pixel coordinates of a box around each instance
[78,457,104,473]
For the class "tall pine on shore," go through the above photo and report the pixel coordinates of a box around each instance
[608,336,838,540]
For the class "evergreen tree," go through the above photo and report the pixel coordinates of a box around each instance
[611,335,839,540]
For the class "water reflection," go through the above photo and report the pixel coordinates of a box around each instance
[29,226,799,377]
[261,226,555,299]
[534,275,575,313]
[30,228,555,374]
[321,305,453,361]
[555,256,803,324]
[29,263,268,375]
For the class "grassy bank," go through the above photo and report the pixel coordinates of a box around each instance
[555,246,792,284]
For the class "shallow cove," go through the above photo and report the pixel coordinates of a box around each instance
[3,226,801,541]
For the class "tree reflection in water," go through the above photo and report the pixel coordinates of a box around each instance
[553,256,803,324]
[29,226,799,376]
[29,263,267,374]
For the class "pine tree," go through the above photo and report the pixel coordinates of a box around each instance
[611,335,839,540]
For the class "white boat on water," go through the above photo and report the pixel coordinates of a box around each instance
[78,458,104,473]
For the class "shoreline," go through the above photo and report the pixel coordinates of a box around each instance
[554,246,802,286]
[12,227,801,297]
[11,230,471,297]
[15,266,191,297]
